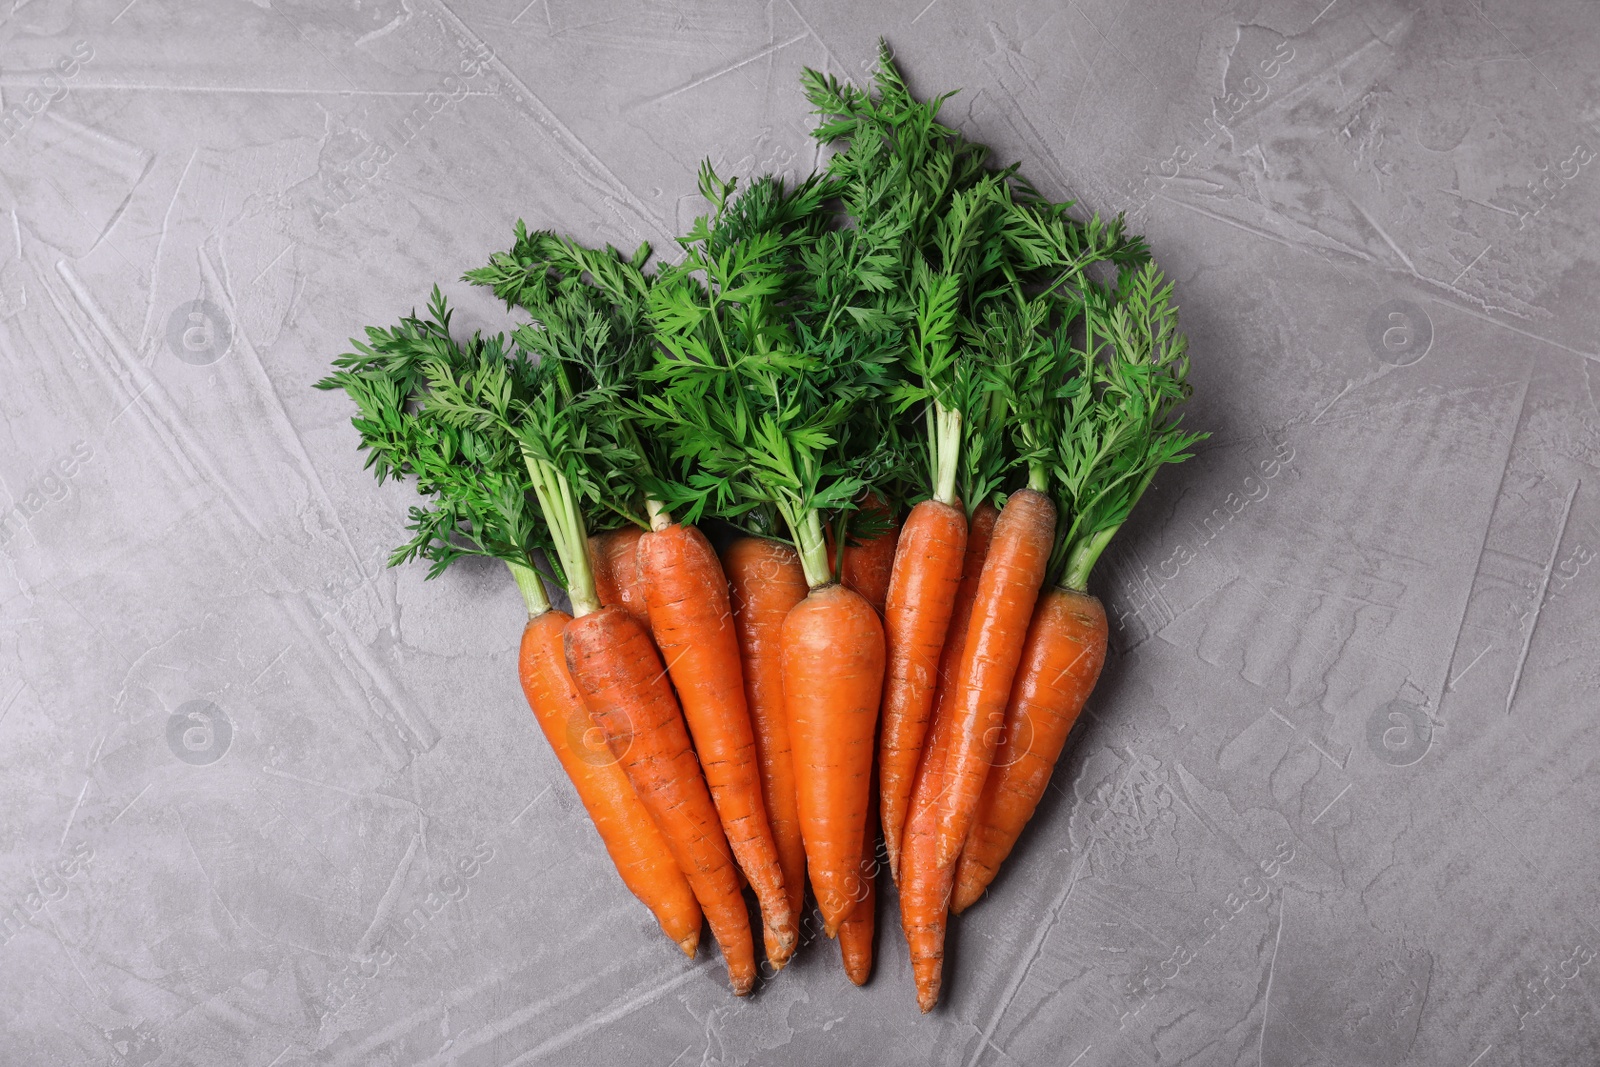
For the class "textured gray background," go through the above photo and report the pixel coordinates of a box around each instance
[2,1,1597,1064]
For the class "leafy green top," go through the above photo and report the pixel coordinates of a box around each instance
[1053,262,1206,590]
[465,225,680,530]
[640,165,897,587]
[313,290,553,613]
[801,42,1148,513]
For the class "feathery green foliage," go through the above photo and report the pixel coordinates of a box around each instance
[640,165,896,586]
[802,42,1148,514]
[1055,262,1206,589]
[465,226,675,527]
[314,291,553,609]
[318,42,1203,612]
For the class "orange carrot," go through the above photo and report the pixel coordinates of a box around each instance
[721,536,810,929]
[933,489,1057,867]
[876,499,968,883]
[564,606,757,994]
[899,501,998,1011]
[931,503,1000,701]
[519,610,702,954]
[901,695,956,1012]
[838,491,901,615]
[954,588,1107,913]
[782,582,885,936]
[639,521,797,965]
[588,526,649,624]
[838,767,879,985]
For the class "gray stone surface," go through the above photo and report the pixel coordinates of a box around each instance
[2,1,1597,1064]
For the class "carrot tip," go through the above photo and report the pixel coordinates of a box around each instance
[823,921,841,940]
[952,884,981,915]
[917,990,938,1013]
[678,932,699,958]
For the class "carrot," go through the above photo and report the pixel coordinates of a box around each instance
[782,581,885,936]
[722,536,810,931]
[588,526,649,623]
[876,499,967,883]
[640,168,886,944]
[837,491,901,615]
[319,293,716,966]
[838,766,880,985]
[899,500,998,1010]
[565,605,758,994]
[519,609,702,954]
[639,519,797,966]
[953,588,1106,912]
[933,488,1056,867]
[901,694,956,1012]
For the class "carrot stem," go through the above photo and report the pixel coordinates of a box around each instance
[786,506,832,589]
[645,497,673,532]
[522,449,601,616]
[931,401,962,507]
[1062,524,1117,592]
[506,560,552,617]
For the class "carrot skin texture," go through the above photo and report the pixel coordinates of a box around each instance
[954,589,1107,913]
[721,536,810,930]
[563,607,756,994]
[588,527,649,624]
[933,503,1001,702]
[639,523,797,965]
[899,504,997,1012]
[934,489,1057,868]
[876,499,968,884]
[838,768,880,986]
[840,492,901,615]
[519,612,703,956]
[782,583,885,937]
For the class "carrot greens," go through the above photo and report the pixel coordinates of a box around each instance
[1053,261,1205,590]
[313,290,554,615]
[641,165,893,588]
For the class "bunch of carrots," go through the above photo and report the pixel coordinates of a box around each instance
[317,45,1202,1011]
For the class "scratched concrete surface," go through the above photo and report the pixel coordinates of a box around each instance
[1,1,1597,1064]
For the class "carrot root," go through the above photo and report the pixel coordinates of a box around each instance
[588,527,649,623]
[640,523,797,966]
[898,502,999,1012]
[838,768,880,985]
[723,536,811,934]
[934,489,1057,868]
[839,490,901,615]
[954,588,1107,913]
[877,499,967,885]
[564,606,757,995]
[782,583,885,937]
[519,611,703,954]
[901,694,955,1013]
